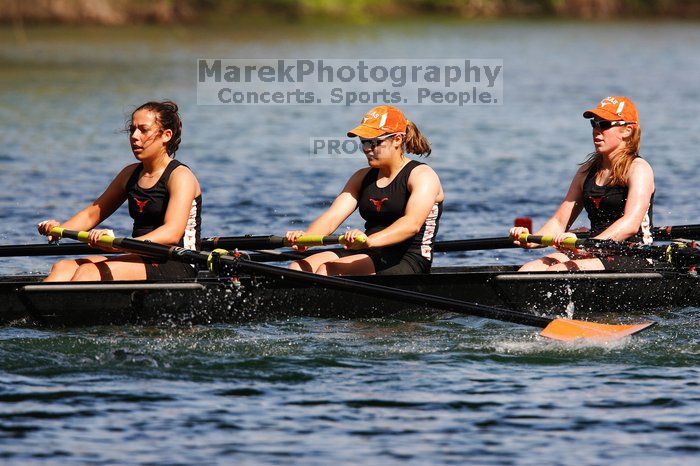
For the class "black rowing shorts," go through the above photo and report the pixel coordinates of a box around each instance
[142,257,198,280]
[335,249,431,275]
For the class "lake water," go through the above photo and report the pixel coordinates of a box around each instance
[0,21,698,465]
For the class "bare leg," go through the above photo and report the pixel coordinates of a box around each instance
[518,252,572,272]
[70,254,148,281]
[317,254,375,276]
[547,257,605,271]
[289,251,342,273]
[44,256,109,282]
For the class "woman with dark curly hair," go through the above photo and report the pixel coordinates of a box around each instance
[38,101,202,281]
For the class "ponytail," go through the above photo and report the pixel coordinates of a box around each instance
[404,120,431,157]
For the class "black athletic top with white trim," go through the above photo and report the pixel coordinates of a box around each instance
[126,158,202,250]
[357,160,442,262]
[582,164,653,243]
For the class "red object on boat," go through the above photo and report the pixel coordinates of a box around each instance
[514,217,533,232]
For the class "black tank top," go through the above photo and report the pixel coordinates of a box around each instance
[126,159,202,250]
[582,165,653,243]
[357,160,443,261]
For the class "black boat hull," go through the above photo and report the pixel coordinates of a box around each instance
[1,266,697,326]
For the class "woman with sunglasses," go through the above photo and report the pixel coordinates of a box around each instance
[510,96,655,271]
[286,105,444,276]
[37,100,203,282]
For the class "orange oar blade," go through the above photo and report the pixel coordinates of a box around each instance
[540,318,656,342]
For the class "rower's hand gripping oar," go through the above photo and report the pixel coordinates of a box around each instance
[47,227,656,343]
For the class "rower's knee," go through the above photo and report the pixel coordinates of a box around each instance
[518,260,551,272]
[315,263,330,276]
[518,255,567,272]
[71,263,101,282]
[51,259,76,275]
[289,260,313,273]
[546,263,571,272]
[289,261,302,271]
[44,259,79,282]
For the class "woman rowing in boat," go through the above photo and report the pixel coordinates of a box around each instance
[286,105,444,276]
[510,96,654,271]
[37,100,202,282]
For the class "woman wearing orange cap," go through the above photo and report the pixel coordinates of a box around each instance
[286,105,444,276]
[510,96,655,271]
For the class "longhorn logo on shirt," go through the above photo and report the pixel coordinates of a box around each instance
[589,196,604,209]
[369,197,389,212]
[133,197,150,213]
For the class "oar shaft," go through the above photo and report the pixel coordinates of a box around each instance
[0,243,100,257]
[653,224,700,240]
[434,237,516,252]
[208,234,353,249]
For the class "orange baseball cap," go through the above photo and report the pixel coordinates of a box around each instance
[583,96,638,122]
[347,106,408,138]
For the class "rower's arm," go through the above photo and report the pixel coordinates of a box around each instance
[57,164,134,231]
[365,165,442,248]
[593,159,654,241]
[534,168,586,236]
[303,169,366,235]
[135,165,200,245]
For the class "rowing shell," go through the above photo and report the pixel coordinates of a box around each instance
[1,265,696,326]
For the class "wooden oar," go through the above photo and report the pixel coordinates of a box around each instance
[516,234,700,268]
[46,227,656,343]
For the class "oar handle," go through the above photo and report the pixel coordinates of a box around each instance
[291,234,368,247]
[516,234,581,250]
[49,227,176,259]
[50,227,117,248]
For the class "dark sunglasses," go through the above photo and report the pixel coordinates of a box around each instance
[589,119,636,131]
[360,133,400,150]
